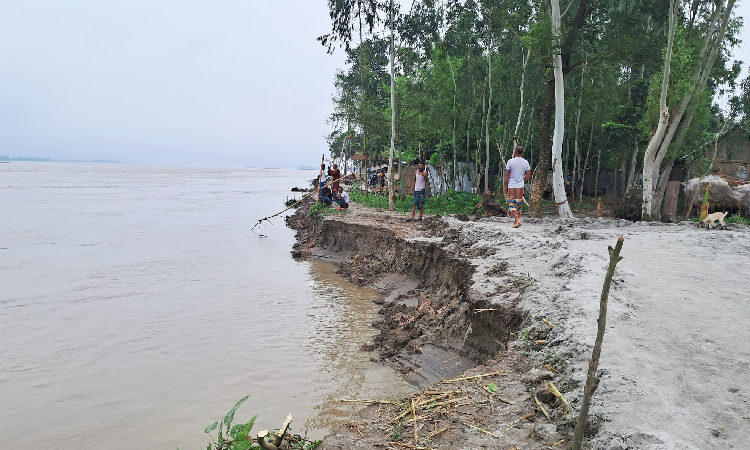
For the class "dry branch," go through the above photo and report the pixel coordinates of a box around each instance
[542,317,555,328]
[572,236,624,450]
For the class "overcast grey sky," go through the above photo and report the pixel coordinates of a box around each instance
[0,1,346,168]
[0,1,748,168]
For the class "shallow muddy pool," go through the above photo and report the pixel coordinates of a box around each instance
[0,163,415,450]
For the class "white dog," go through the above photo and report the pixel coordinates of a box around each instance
[701,211,728,230]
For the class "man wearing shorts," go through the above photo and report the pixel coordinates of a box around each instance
[409,163,429,221]
[503,145,531,228]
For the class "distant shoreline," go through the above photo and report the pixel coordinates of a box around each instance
[0,157,121,164]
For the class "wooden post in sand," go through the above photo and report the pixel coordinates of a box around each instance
[572,236,624,450]
[661,181,681,222]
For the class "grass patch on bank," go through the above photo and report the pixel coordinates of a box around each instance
[349,184,482,215]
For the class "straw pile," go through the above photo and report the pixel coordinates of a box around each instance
[684,175,740,208]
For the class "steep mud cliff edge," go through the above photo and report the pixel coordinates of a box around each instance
[286,200,750,450]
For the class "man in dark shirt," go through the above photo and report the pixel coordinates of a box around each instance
[327,164,341,192]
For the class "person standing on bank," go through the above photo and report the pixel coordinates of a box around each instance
[409,163,430,221]
[503,145,531,228]
[327,163,341,192]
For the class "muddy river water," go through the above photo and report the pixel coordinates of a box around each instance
[0,163,414,450]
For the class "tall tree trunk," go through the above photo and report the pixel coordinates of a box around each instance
[485,48,492,192]
[654,0,734,213]
[387,0,396,210]
[595,139,602,197]
[651,0,729,208]
[449,58,458,191]
[530,81,555,217]
[580,106,597,202]
[551,0,573,218]
[626,137,638,191]
[514,48,529,149]
[572,70,584,202]
[642,0,677,220]
[653,158,674,212]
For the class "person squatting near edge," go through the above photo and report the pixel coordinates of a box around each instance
[408,162,430,221]
[333,187,349,209]
[503,145,531,228]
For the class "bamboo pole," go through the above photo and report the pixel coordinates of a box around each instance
[251,173,355,230]
[572,236,625,450]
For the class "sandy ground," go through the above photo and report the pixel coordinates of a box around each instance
[294,201,750,449]
[439,216,750,449]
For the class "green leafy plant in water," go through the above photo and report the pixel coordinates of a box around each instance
[200,397,320,450]
[203,396,259,450]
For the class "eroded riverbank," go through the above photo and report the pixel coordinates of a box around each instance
[287,199,750,450]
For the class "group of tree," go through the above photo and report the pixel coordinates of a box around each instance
[319,0,747,219]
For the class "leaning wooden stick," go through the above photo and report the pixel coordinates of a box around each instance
[572,236,624,450]
[251,173,355,230]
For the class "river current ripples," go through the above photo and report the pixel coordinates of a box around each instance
[0,163,414,450]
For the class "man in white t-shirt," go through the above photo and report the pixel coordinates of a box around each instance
[409,162,430,221]
[333,187,349,209]
[503,145,531,228]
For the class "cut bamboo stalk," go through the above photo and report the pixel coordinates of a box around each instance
[442,371,504,383]
[572,236,624,450]
[496,395,514,405]
[505,412,536,432]
[463,422,501,438]
[387,442,431,450]
[534,395,550,420]
[416,391,455,407]
[547,382,571,412]
[428,425,449,438]
[528,419,538,437]
[411,398,418,441]
[335,398,399,404]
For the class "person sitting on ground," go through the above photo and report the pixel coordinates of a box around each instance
[327,164,341,192]
[319,181,333,206]
[408,162,430,221]
[503,145,531,228]
[332,187,349,209]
